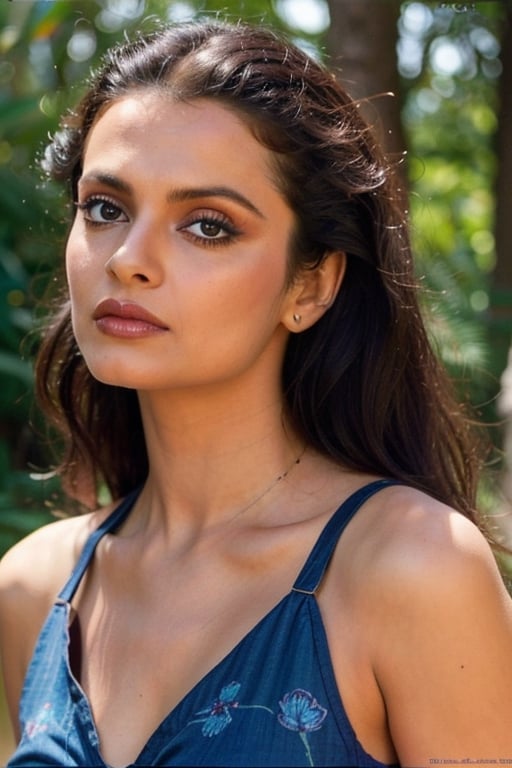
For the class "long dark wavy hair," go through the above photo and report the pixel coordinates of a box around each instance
[37,20,483,516]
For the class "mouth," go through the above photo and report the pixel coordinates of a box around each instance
[92,298,170,338]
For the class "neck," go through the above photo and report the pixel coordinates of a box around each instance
[134,384,304,533]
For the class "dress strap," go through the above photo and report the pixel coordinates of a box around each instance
[57,487,141,604]
[292,479,401,594]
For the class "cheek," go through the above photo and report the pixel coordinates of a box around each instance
[65,228,99,295]
[206,270,282,330]
[65,238,99,343]
[246,247,290,314]
[204,256,289,347]
[237,235,290,299]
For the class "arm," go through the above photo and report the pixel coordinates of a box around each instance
[372,507,512,766]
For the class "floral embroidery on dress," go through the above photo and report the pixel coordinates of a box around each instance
[278,689,328,766]
[25,702,52,739]
[187,681,273,737]
[192,681,241,736]
[278,688,327,732]
[186,682,327,765]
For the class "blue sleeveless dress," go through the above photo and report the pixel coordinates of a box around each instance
[7,480,399,767]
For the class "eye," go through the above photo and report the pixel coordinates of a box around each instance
[76,197,128,225]
[180,213,241,246]
[188,219,226,239]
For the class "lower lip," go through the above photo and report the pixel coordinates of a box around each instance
[95,316,168,338]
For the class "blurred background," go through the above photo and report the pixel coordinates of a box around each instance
[1,0,511,758]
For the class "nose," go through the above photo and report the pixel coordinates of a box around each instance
[105,218,165,286]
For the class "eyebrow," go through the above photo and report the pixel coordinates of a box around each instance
[79,172,130,194]
[78,173,265,219]
[167,186,265,219]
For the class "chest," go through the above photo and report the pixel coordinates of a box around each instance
[15,588,389,768]
[11,483,402,768]
[72,538,316,765]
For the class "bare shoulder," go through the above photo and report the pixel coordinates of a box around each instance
[327,481,512,642]
[337,483,512,763]
[0,505,113,732]
[0,507,109,611]
[341,483,506,589]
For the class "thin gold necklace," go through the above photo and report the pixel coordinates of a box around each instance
[226,447,305,525]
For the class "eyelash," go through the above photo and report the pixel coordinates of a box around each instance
[75,197,241,247]
[75,196,126,227]
[179,213,241,247]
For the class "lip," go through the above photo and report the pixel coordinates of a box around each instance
[92,299,170,338]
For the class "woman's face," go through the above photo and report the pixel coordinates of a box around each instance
[66,92,298,394]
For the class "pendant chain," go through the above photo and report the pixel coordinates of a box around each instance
[227,447,305,525]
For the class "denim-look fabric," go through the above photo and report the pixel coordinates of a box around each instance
[8,480,399,767]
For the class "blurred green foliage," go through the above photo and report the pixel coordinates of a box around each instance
[0,0,507,556]
[399,2,506,407]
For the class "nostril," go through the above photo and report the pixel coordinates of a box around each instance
[104,255,154,284]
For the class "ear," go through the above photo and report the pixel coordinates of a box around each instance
[282,250,346,333]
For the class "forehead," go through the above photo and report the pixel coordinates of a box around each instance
[82,92,279,190]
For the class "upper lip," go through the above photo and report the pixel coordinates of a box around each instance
[93,299,169,329]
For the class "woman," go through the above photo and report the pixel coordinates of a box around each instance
[0,20,511,768]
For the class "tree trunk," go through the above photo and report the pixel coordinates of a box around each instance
[493,6,512,530]
[325,0,405,164]
[492,4,512,381]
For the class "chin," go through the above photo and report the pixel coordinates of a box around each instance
[85,361,147,390]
